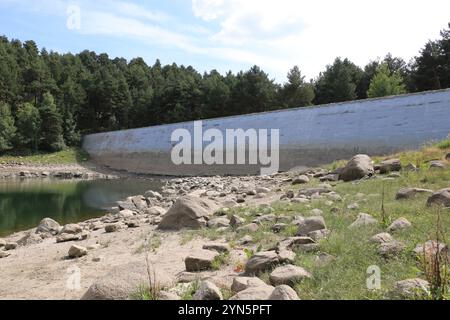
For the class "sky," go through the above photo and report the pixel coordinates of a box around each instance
[0,0,449,83]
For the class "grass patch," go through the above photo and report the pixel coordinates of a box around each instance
[0,147,90,165]
[211,252,231,270]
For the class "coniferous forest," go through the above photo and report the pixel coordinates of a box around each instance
[0,23,449,153]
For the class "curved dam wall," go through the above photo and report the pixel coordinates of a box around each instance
[82,89,450,176]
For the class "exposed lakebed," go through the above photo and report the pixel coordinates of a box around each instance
[0,178,163,236]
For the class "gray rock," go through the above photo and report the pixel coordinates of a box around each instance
[36,217,61,235]
[245,251,280,275]
[271,223,287,233]
[296,216,326,236]
[0,239,6,247]
[256,187,270,194]
[396,187,433,200]
[118,209,135,219]
[269,285,300,300]
[231,277,267,293]
[4,242,17,250]
[349,213,378,228]
[17,232,43,247]
[193,281,223,300]
[270,264,312,286]
[202,243,231,253]
[105,224,120,233]
[158,196,219,230]
[429,160,447,169]
[393,278,429,298]
[426,188,450,208]
[277,248,296,263]
[292,175,310,185]
[307,229,330,241]
[320,174,339,182]
[60,223,82,235]
[239,235,253,245]
[413,240,448,258]
[145,206,166,216]
[297,186,332,197]
[229,285,274,300]
[185,250,219,272]
[339,154,374,182]
[56,233,80,243]
[253,214,276,224]
[207,217,230,228]
[68,245,87,258]
[0,251,11,258]
[387,218,412,232]
[158,291,181,300]
[379,159,402,174]
[370,233,394,244]
[378,241,405,258]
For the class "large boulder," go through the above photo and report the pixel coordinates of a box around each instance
[339,155,374,182]
[185,250,219,272]
[393,278,429,298]
[378,159,401,174]
[82,263,173,300]
[269,285,300,300]
[269,264,312,286]
[245,251,280,275]
[60,223,82,235]
[36,218,61,235]
[192,281,223,300]
[229,285,274,300]
[296,216,326,236]
[426,188,450,208]
[396,187,433,200]
[387,218,412,233]
[68,245,87,258]
[158,196,219,230]
[231,277,267,293]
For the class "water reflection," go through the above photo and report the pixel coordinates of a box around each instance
[0,179,162,237]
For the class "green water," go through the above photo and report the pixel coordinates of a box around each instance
[0,179,163,237]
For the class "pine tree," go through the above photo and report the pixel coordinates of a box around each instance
[367,63,406,98]
[39,92,65,151]
[63,111,80,146]
[280,66,315,108]
[0,102,16,152]
[16,102,41,151]
[314,58,364,104]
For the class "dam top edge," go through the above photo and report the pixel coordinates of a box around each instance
[83,88,450,139]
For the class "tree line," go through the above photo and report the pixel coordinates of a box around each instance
[0,23,449,153]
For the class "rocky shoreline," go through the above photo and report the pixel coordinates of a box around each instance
[0,153,449,300]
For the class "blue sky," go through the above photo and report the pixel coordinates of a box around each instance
[1,0,449,83]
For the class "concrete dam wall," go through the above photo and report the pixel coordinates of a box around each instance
[82,89,450,176]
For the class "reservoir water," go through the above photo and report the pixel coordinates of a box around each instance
[0,178,163,237]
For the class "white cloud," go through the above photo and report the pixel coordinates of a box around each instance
[191,0,450,81]
[3,0,449,83]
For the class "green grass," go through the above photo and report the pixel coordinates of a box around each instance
[435,138,450,150]
[213,141,448,300]
[130,284,159,300]
[0,147,90,165]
